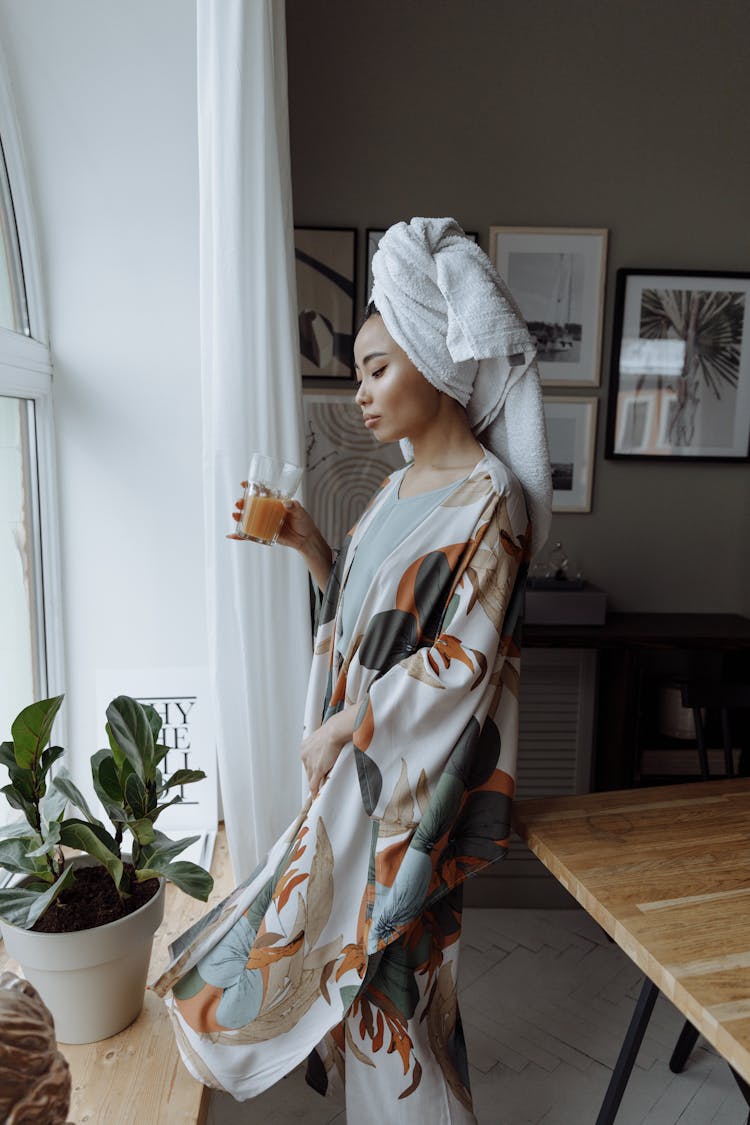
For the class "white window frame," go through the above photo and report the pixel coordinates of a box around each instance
[0,40,65,736]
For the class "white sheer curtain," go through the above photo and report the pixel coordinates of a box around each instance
[197,0,311,879]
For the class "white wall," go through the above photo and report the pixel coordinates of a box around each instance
[0,1,206,781]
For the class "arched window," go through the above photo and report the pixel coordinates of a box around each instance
[0,60,62,824]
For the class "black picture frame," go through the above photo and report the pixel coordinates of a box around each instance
[294,226,357,384]
[606,268,750,461]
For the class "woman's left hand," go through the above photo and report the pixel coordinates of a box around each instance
[301,703,359,797]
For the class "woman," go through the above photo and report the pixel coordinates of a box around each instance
[153,218,551,1123]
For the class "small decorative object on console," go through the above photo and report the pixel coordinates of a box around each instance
[526,541,607,625]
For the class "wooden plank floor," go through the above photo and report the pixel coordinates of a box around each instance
[207,908,747,1124]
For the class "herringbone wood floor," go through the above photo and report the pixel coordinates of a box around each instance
[207,908,747,1124]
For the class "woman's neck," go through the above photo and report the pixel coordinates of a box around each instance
[409,397,483,471]
[401,401,484,497]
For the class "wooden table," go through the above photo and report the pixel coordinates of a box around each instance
[0,828,234,1124]
[512,779,750,1122]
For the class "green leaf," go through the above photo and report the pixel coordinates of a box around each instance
[90,750,128,825]
[143,704,163,743]
[5,766,35,802]
[130,818,156,846]
[106,696,154,781]
[39,780,68,827]
[154,743,170,768]
[340,984,360,1016]
[0,887,45,927]
[106,727,126,772]
[1,784,36,825]
[0,836,46,874]
[91,748,123,803]
[53,773,104,827]
[10,695,64,771]
[0,864,75,929]
[58,820,123,889]
[0,819,38,841]
[124,771,149,819]
[136,858,212,900]
[141,830,199,866]
[161,769,206,792]
[0,742,16,770]
[41,745,65,773]
[25,820,61,857]
[150,794,182,822]
[26,865,76,928]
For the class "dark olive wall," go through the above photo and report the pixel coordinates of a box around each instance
[286,0,750,613]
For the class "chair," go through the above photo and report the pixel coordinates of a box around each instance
[679,678,750,779]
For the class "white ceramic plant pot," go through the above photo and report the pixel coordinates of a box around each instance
[0,857,165,1044]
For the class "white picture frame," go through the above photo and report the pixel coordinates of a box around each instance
[489,226,608,387]
[543,396,598,513]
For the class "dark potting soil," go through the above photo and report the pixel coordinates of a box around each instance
[31,864,160,934]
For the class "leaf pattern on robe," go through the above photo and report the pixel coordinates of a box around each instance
[445,716,500,791]
[465,539,512,623]
[354,747,382,814]
[318,534,351,626]
[358,609,419,673]
[396,549,460,642]
[379,758,418,837]
[405,658,445,690]
[439,474,495,508]
[304,818,335,949]
[415,769,431,818]
[425,963,473,1111]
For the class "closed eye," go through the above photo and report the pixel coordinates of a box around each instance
[371,366,386,378]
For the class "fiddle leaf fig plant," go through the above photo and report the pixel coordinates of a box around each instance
[0,694,214,930]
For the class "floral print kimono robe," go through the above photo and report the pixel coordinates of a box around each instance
[152,449,530,1122]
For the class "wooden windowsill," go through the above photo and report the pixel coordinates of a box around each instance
[0,825,234,1124]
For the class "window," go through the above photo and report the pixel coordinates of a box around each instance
[0,84,62,826]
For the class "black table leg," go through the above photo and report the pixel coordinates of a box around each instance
[669,1018,700,1072]
[730,1066,750,1118]
[595,978,659,1125]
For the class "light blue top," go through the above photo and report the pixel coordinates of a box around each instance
[336,472,466,659]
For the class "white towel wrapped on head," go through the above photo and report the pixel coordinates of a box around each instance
[370,216,552,554]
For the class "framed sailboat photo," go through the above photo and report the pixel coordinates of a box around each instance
[489,227,608,387]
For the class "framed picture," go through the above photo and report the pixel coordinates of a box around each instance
[606,269,750,461]
[303,390,404,550]
[365,228,385,302]
[489,227,608,387]
[295,227,356,382]
[365,227,478,303]
[543,396,598,512]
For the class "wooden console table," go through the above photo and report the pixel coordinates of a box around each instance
[513,779,750,1122]
[524,612,750,790]
[0,827,234,1124]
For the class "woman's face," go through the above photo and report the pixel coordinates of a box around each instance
[353,314,442,445]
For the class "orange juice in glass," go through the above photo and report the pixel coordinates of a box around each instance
[237,453,303,545]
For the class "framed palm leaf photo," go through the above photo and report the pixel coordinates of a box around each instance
[606,269,750,460]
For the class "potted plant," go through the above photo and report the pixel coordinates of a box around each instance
[0,693,214,1043]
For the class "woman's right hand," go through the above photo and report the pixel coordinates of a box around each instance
[230,485,333,590]
[275,499,321,553]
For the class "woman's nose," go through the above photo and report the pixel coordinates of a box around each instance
[355,380,369,405]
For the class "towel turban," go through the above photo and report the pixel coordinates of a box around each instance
[370,217,552,553]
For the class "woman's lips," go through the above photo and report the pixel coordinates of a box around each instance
[363,415,380,428]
